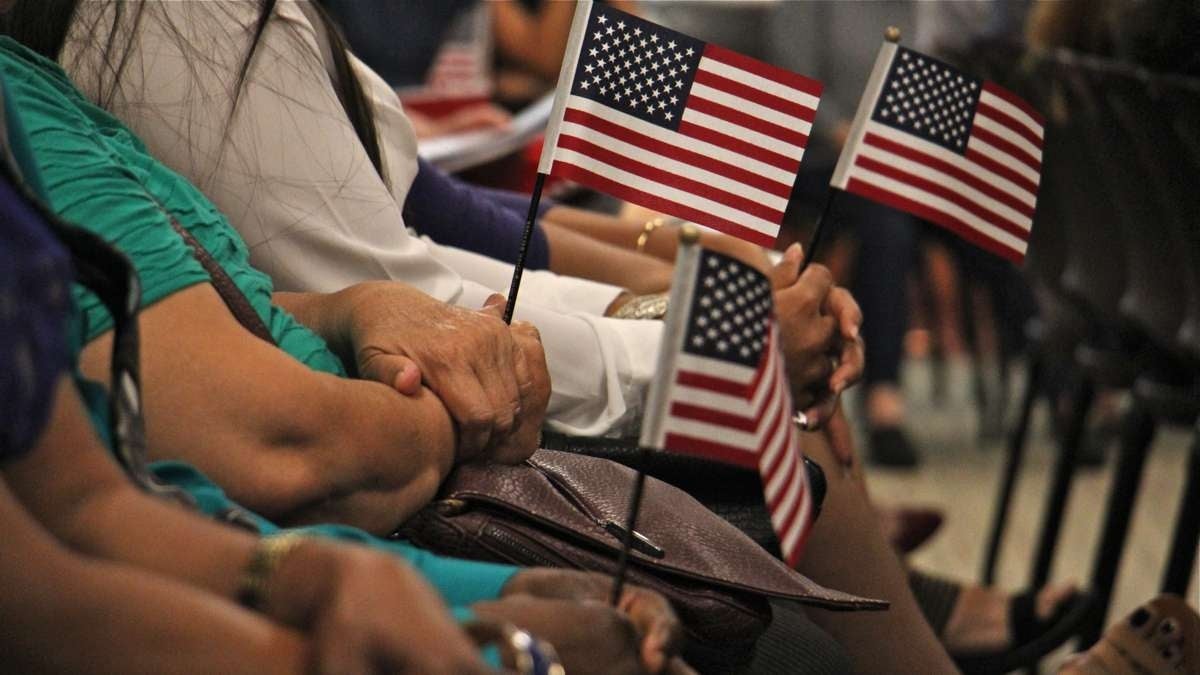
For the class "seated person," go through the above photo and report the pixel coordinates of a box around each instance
[13,2,1086,671]
[46,0,849,442]
[0,70,689,675]
[0,18,971,675]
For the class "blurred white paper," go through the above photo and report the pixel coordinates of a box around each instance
[418,93,554,173]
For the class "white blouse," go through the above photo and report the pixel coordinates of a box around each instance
[61,0,662,435]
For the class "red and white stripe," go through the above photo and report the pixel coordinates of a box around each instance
[546,45,821,247]
[834,53,1043,262]
[656,328,814,565]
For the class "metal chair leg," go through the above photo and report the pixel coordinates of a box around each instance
[1161,425,1200,596]
[1030,377,1095,588]
[1078,403,1157,649]
[982,356,1044,584]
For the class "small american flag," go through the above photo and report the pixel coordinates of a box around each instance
[538,2,822,247]
[832,43,1044,263]
[641,243,814,566]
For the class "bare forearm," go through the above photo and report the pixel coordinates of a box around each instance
[78,286,458,530]
[545,205,771,271]
[492,0,577,79]
[541,219,673,295]
[284,380,456,533]
[16,558,307,675]
[0,479,306,675]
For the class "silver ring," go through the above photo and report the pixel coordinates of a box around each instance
[793,411,810,430]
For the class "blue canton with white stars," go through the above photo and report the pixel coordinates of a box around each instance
[872,46,982,154]
[683,250,773,368]
[569,6,705,131]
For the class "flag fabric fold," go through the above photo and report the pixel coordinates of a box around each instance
[538,1,822,247]
[640,241,814,566]
[831,42,1044,263]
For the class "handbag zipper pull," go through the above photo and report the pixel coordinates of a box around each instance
[604,521,665,559]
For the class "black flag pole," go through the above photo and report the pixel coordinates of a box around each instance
[801,25,900,273]
[610,446,651,605]
[502,172,548,324]
[609,224,699,605]
[799,188,838,273]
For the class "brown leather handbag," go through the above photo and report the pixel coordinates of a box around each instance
[398,450,885,669]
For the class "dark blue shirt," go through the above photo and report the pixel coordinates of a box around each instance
[0,150,72,461]
[405,159,552,269]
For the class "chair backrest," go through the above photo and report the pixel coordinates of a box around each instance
[1156,76,1200,362]
[1022,53,1072,290]
[1090,60,1190,354]
[1052,52,1130,330]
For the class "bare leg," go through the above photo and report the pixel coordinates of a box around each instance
[796,429,959,674]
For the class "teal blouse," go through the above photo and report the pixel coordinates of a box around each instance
[0,38,517,608]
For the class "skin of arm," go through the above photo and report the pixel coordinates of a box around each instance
[490,0,579,81]
[2,378,659,674]
[274,282,548,466]
[542,204,773,272]
[76,284,457,534]
[3,376,494,674]
[0,475,308,675]
[541,219,675,297]
[491,0,642,81]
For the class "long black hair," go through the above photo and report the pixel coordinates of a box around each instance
[0,0,384,181]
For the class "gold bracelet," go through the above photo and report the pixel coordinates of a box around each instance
[635,218,665,253]
[237,533,306,610]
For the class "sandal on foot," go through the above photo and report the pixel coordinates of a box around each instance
[1060,594,1199,675]
[954,589,1097,674]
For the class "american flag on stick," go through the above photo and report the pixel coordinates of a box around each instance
[538,1,823,247]
[832,42,1044,263]
[640,237,814,566]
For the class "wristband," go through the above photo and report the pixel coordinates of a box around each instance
[237,533,306,610]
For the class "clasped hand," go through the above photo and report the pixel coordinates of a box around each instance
[771,244,865,431]
[344,283,550,464]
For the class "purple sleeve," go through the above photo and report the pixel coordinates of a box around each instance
[0,174,72,461]
[403,159,552,269]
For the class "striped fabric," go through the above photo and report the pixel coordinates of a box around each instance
[539,1,822,247]
[641,246,814,566]
[832,43,1044,262]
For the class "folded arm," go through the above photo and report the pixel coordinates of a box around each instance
[78,283,457,533]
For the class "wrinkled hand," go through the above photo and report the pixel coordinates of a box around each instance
[770,245,865,429]
[497,318,551,464]
[265,541,495,675]
[473,591,692,675]
[345,282,547,462]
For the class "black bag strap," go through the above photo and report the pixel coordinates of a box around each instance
[0,153,195,505]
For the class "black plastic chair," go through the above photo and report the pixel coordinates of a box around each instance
[980,52,1093,585]
[1069,59,1198,645]
[1020,52,1140,594]
[979,49,1200,649]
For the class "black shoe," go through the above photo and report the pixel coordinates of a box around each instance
[869,426,921,468]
